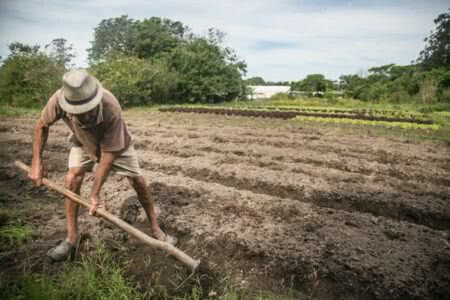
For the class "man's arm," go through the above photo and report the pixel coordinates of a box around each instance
[29,120,49,186]
[88,150,119,215]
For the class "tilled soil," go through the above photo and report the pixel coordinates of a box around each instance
[0,111,449,299]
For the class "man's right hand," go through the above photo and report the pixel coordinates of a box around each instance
[29,163,45,186]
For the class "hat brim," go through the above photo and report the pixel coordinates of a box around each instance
[57,80,103,114]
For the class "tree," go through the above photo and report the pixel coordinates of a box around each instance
[163,33,247,102]
[91,56,180,106]
[131,17,188,59]
[88,15,135,62]
[245,76,266,85]
[88,16,189,62]
[291,74,331,92]
[0,42,64,107]
[8,42,40,56]
[45,38,76,69]
[417,8,450,70]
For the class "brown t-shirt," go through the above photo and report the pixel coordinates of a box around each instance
[40,89,132,161]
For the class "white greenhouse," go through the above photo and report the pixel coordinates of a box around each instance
[247,86,291,100]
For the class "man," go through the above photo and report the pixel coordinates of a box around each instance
[29,69,175,262]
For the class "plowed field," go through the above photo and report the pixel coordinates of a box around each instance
[1,111,449,299]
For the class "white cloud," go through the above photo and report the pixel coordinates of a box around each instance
[0,0,448,80]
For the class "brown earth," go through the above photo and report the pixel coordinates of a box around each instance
[0,111,449,299]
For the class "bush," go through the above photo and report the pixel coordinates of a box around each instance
[270,92,291,100]
[163,35,247,103]
[90,56,180,106]
[0,51,64,108]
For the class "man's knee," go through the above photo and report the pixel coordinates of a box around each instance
[128,175,146,188]
[128,176,148,198]
[65,168,85,188]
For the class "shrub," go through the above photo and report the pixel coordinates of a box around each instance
[0,50,64,108]
[270,92,291,100]
[90,55,180,106]
[162,33,247,103]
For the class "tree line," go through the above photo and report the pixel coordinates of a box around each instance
[246,8,450,103]
[0,9,449,107]
[0,16,247,107]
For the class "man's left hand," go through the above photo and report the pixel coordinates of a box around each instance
[89,194,102,216]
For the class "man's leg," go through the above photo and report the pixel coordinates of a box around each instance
[127,175,166,241]
[47,167,85,262]
[64,167,85,244]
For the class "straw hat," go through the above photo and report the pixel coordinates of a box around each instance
[57,69,103,114]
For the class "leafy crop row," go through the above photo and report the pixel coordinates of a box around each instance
[294,116,440,130]
[159,106,434,125]
[251,106,429,119]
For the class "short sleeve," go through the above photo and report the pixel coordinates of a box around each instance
[100,116,128,152]
[40,90,64,126]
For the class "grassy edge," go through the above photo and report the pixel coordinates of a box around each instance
[0,106,41,117]
[1,242,297,300]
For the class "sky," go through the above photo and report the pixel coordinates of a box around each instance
[0,0,448,81]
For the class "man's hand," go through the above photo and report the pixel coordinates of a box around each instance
[89,194,102,216]
[29,163,45,186]
[88,151,116,216]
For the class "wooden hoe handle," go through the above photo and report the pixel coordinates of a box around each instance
[15,160,200,272]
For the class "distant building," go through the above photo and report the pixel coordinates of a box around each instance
[247,86,291,100]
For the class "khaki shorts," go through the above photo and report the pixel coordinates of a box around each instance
[68,144,141,177]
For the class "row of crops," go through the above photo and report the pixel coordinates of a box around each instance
[251,106,428,119]
[159,106,439,130]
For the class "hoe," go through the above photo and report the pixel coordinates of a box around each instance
[15,160,200,272]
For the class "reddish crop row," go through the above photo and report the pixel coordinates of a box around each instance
[159,107,434,124]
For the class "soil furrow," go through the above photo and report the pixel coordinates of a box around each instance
[136,151,450,231]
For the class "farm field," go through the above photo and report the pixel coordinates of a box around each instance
[1,110,450,299]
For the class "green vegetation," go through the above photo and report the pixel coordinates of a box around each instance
[0,16,246,108]
[291,74,333,93]
[286,10,450,104]
[0,105,41,116]
[417,9,450,70]
[337,65,450,103]
[91,55,180,106]
[0,40,71,108]
[294,116,439,131]
[0,224,32,249]
[0,195,32,252]
[88,16,246,105]
[0,9,449,109]
[244,76,290,86]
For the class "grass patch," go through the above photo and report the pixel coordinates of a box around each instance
[57,245,143,300]
[0,225,32,248]
[0,105,41,117]
[0,199,32,251]
[2,244,145,300]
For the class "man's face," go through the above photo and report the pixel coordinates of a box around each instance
[76,105,98,124]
